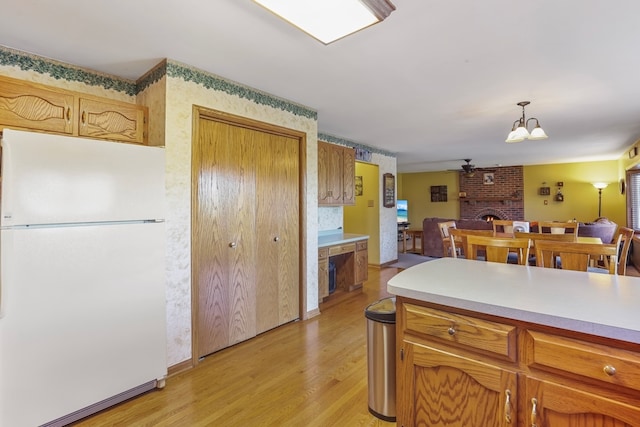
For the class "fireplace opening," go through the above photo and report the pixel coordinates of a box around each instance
[473,208,509,221]
[482,214,501,222]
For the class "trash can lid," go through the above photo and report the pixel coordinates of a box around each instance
[364,297,396,323]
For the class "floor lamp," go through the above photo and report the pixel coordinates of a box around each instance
[593,182,608,217]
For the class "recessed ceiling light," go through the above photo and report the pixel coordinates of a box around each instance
[253,0,395,45]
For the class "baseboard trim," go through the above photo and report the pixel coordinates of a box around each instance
[168,359,194,377]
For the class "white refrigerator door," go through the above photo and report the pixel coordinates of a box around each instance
[0,222,167,427]
[1,129,165,227]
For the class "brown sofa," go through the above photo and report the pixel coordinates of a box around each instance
[577,218,617,244]
[421,217,493,257]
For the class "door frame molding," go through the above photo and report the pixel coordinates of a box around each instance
[190,106,307,366]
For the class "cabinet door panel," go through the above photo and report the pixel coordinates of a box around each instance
[78,97,147,144]
[0,77,74,134]
[525,377,640,427]
[400,343,516,427]
[342,146,355,205]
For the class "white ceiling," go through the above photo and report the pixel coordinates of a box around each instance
[3,0,640,173]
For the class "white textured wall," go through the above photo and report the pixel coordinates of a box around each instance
[372,152,398,265]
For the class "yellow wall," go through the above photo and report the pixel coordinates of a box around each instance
[524,160,625,225]
[399,160,626,227]
[344,162,381,264]
[397,171,460,226]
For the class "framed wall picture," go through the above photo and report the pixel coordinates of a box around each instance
[355,176,363,196]
[383,173,395,207]
[483,173,495,185]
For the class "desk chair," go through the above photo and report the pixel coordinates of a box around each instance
[466,235,531,265]
[535,240,617,274]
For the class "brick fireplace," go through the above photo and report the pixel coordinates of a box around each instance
[459,166,524,220]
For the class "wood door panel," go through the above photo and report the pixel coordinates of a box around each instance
[255,132,299,334]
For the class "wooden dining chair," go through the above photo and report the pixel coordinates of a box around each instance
[466,235,531,265]
[537,221,579,237]
[534,240,618,274]
[594,227,634,275]
[514,231,577,265]
[492,220,514,236]
[448,228,494,259]
[515,232,576,243]
[437,220,457,257]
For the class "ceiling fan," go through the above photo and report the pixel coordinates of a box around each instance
[459,159,476,177]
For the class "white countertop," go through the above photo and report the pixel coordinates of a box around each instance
[387,258,640,344]
[318,231,368,248]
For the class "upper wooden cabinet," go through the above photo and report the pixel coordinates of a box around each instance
[318,140,355,206]
[0,75,148,144]
[0,77,74,135]
[78,96,147,144]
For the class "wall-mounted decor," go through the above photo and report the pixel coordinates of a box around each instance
[430,185,448,202]
[539,187,551,195]
[355,148,372,162]
[383,173,395,208]
[630,146,638,159]
[483,173,495,185]
[355,176,363,196]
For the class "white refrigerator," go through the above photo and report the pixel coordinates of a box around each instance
[0,129,168,427]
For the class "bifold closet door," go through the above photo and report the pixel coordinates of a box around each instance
[255,132,300,334]
[194,117,300,358]
[195,118,257,357]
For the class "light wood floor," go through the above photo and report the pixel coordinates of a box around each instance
[72,266,401,427]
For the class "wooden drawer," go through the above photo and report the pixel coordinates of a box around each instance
[318,247,329,260]
[328,243,355,256]
[356,240,367,251]
[526,330,640,392]
[403,304,517,360]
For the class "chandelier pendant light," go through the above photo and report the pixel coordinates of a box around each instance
[505,101,548,143]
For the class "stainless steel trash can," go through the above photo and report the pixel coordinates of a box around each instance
[365,297,396,422]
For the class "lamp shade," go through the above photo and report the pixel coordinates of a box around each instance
[529,125,548,140]
[593,182,608,190]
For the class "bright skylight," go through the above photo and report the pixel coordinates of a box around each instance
[253,0,380,44]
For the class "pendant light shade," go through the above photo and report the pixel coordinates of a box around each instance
[505,101,548,143]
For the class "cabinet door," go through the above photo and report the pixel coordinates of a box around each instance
[342,146,356,205]
[525,377,640,427]
[0,76,74,134]
[78,97,148,144]
[398,343,517,427]
[355,241,368,284]
[318,250,329,302]
[318,141,332,205]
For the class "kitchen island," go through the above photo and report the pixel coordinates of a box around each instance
[388,258,640,426]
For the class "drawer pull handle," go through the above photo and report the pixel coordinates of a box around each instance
[274,236,280,242]
[229,242,237,249]
[448,327,456,336]
[603,365,616,376]
[504,389,512,423]
[531,397,538,427]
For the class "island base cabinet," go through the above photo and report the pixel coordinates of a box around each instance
[524,377,640,427]
[397,343,517,427]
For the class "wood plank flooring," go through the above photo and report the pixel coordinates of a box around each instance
[72,266,401,427]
